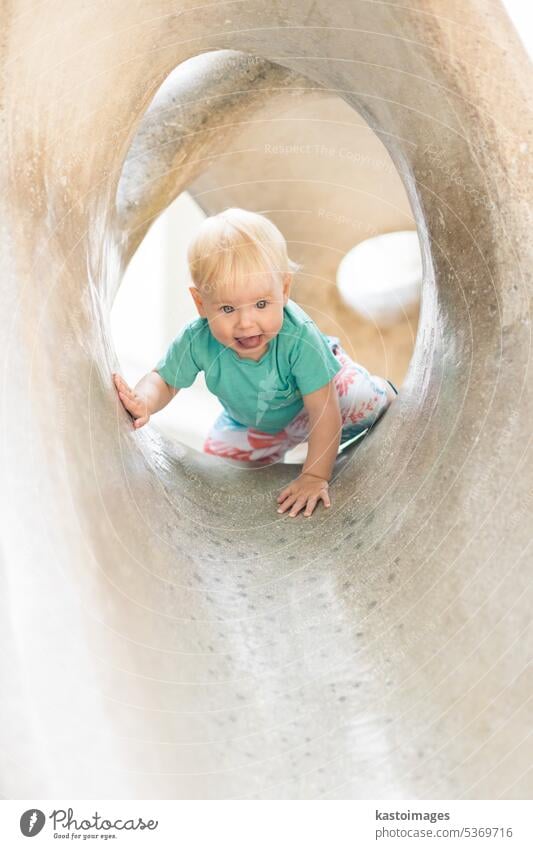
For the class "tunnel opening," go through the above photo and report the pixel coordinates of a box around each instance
[111,49,422,461]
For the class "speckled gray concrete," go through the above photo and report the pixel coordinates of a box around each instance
[1,1,531,799]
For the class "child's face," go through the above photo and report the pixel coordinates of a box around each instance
[190,272,292,360]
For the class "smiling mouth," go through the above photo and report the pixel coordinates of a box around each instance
[235,334,263,349]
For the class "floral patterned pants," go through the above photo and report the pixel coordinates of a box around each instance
[203,337,398,464]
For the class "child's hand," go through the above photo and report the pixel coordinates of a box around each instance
[276,473,331,518]
[113,373,150,429]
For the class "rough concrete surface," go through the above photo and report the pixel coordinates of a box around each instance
[0,1,531,799]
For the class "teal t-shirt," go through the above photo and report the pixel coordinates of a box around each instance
[155,299,342,434]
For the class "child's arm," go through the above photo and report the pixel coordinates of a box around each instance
[113,371,179,429]
[300,382,342,481]
[277,381,342,518]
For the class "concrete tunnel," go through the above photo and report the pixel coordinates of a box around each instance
[0,0,531,799]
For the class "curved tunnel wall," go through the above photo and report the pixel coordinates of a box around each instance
[0,0,531,799]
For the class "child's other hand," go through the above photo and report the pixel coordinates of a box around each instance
[276,473,331,518]
[113,373,150,429]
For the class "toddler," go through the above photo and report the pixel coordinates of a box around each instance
[113,208,398,518]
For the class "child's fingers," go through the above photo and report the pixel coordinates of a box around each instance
[277,493,298,513]
[114,377,149,428]
[120,382,134,399]
[118,391,138,412]
[118,391,145,415]
[115,379,132,399]
[288,497,307,517]
[277,486,293,502]
[303,496,318,517]
[319,490,331,508]
[277,499,296,514]
[114,374,133,395]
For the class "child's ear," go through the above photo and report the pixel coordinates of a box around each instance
[189,286,207,317]
[282,272,292,304]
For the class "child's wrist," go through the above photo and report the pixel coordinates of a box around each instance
[300,471,330,482]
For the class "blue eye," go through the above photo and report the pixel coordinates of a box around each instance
[256,300,268,309]
[220,305,234,314]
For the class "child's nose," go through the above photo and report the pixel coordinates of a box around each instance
[235,307,255,330]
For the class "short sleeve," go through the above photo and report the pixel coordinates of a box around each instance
[290,322,342,396]
[154,325,201,388]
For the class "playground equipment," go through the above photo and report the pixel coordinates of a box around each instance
[1,1,531,799]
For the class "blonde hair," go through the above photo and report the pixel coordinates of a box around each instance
[187,208,301,299]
